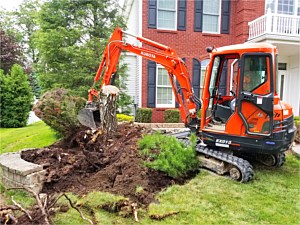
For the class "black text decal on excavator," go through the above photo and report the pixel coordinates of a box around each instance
[215,139,231,148]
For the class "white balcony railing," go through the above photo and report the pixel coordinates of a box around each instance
[248,10,300,40]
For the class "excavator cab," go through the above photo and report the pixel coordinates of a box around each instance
[200,43,296,166]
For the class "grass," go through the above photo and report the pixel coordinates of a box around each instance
[0,123,299,224]
[0,121,57,153]
[52,154,300,225]
[0,121,57,211]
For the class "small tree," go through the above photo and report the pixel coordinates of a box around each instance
[0,65,33,128]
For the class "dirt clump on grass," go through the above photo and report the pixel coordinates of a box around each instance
[21,123,194,206]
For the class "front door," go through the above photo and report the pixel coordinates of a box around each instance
[237,54,274,136]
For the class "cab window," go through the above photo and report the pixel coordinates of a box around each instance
[243,55,268,92]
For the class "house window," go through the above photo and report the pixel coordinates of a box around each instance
[194,0,231,34]
[156,65,175,107]
[157,0,177,30]
[266,0,300,15]
[278,0,294,15]
[203,0,220,33]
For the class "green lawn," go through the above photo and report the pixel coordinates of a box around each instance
[1,122,299,224]
[0,121,57,153]
[53,155,300,225]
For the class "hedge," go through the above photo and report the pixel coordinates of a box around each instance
[164,109,180,123]
[135,108,152,123]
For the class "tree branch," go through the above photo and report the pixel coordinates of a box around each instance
[11,196,32,221]
[62,193,94,225]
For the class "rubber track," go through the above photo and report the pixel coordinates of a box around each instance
[179,139,254,183]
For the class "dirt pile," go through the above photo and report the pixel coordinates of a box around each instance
[21,123,193,206]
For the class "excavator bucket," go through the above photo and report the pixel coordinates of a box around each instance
[77,108,100,129]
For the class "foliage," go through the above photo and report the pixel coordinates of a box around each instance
[116,114,134,122]
[0,30,22,74]
[27,72,41,98]
[1,0,131,112]
[0,65,33,128]
[35,0,126,98]
[197,109,202,118]
[117,91,134,114]
[164,109,180,123]
[293,116,300,143]
[12,0,41,65]
[135,108,152,123]
[33,88,86,137]
[0,121,57,153]
[138,133,199,178]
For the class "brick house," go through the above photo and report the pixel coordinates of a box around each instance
[122,0,300,122]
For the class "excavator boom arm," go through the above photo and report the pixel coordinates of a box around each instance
[89,27,200,126]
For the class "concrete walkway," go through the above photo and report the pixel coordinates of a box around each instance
[292,144,300,157]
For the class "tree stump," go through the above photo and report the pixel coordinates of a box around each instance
[99,85,119,132]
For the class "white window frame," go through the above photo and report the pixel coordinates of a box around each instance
[156,65,175,108]
[265,0,300,15]
[202,0,221,34]
[157,0,178,31]
[200,59,209,97]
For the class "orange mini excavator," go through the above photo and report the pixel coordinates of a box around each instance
[78,27,296,182]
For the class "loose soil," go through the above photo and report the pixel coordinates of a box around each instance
[21,124,194,206]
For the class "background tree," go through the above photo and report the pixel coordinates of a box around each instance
[0,30,22,74]
[0,64,33,128]
[35,0,127,98]
[13,0,41,65]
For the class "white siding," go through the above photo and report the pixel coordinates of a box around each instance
[122,0,142,112]
[122,54,139,113]
[287,54,300,116]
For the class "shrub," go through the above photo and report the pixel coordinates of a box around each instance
[0,65,33,128]
[117,114,134,122]
[33,88,86,137]
[164,109,180,123]
[197,109,202,118]
[138,132,199,178]
[135,108,152,123]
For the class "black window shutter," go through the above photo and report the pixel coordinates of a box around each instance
[221,0,231,34]
[194,0,203,32]
[177,0,187,31]
[175,58,186,108]
[148,0,157,28]
[147,60,156,107]
[192,58,201,99]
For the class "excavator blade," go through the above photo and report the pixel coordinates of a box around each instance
[77,108,100,129]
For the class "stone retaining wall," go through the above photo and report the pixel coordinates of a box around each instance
[0,149,46,193]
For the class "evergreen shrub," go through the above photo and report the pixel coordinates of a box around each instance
[135,108,152,123]
[138,132,199,178]
[0,65,33,128]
